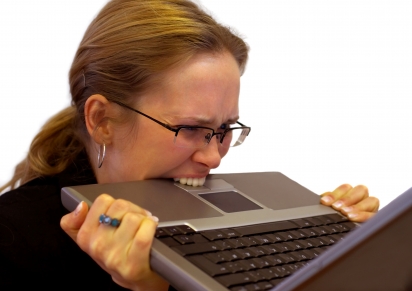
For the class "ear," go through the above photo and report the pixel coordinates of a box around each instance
[84,94,114,145]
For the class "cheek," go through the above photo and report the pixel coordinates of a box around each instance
[219,147,230,158]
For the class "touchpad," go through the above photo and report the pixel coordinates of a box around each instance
[199,191,263,213]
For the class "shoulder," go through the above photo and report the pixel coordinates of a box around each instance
[0,175,66,251]
[0,162,118,289]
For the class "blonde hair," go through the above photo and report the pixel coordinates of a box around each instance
[1,0,249,192]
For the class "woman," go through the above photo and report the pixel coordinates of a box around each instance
[0,0,379,290]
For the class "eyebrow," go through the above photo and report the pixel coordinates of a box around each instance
[165,114,240,126]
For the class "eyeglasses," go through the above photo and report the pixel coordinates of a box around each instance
[111,100,251,149]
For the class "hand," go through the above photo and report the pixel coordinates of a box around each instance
[320,184,379,222]
[60,194,169,291]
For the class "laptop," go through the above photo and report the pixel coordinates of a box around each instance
[61,172,412,291]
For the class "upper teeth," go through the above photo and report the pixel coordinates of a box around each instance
[174,177,206,187]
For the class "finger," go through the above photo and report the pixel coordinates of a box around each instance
[76,194,115,251]
[79,194,149,239]
[320,184,353,206]
[343,210,376,222]
[103,198,151,230]
[341,196,380,214]
[331,185,369,210]
[340,196,380,222]
[60,201,89,241]
[126,217,159,275]
[107,216,159,288]
[112,212,149,244]
[97,213,149,281]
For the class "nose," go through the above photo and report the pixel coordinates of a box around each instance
[192,136,223,169]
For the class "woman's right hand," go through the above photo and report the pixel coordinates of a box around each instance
[60,194,169,291]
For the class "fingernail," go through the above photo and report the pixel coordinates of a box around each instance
[347,212,358,219]
[332,200,344,209]
[320,196,332,204]
[74,202,83,216]
[145,210,152,217]
[149,216,159,223]
[342,206,353,213]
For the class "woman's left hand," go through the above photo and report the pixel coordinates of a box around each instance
[320,184,379,222]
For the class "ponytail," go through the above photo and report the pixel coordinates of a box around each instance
[0,106,85,192]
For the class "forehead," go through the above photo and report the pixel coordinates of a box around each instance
[140,51,241,125]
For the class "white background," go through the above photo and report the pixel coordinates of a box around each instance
[0,0,411,208]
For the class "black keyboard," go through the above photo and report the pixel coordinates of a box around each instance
[155,214,358,291]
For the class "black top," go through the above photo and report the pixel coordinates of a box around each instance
[0,151,176,291]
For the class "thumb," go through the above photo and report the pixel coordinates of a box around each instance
[60,201,89,241]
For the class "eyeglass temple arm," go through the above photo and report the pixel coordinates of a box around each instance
[110,100,177,132]
[234,121,251,135]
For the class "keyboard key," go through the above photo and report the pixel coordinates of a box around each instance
[260,244,283,255]
[290,218,314,228]
[176,225,196,234]
[247,257,270,269]
[191,233,210,243]
[298,239,315,249]
[253,235,273,244]
[234,221,297,236]
[301,249,320,259]
[322,225,340,234]
[172,241,220,256]
[225,238,250,248]
[305,237,326,247]
[265,233,287,243]
[220,228,241,238]
[300,228,320,237]
[233,248,255,260]
[242,236,261,247]
[277,231,297,241]
[173,235,195,245]
[326,213,348,223]
[214,239,235,250]
[247,246,268,257]
[162,226,184,236]
[303,217,324,226]
[230,286,248,291]
[269,278,286,287]
[201,230,226,240]
[187,255,230,276]
[216,272,259,287]
[158,237,181,247]
[155,228,169,238]
[221,261,247,273]
[257,281,275,290]
[311,226,328,235]
[204,251,232,263]
[341,221,358,230]
[289,230,309,239]
[244,283,263,291]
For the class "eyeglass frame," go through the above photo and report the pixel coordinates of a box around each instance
[110,99,251,148]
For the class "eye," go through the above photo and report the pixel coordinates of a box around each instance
[220,123,228,130]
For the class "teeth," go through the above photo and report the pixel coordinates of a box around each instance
[174,177,206,187]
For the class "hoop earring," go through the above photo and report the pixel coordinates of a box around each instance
[97,143,106,168]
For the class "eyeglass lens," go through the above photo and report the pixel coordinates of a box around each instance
[174,127,249,149]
